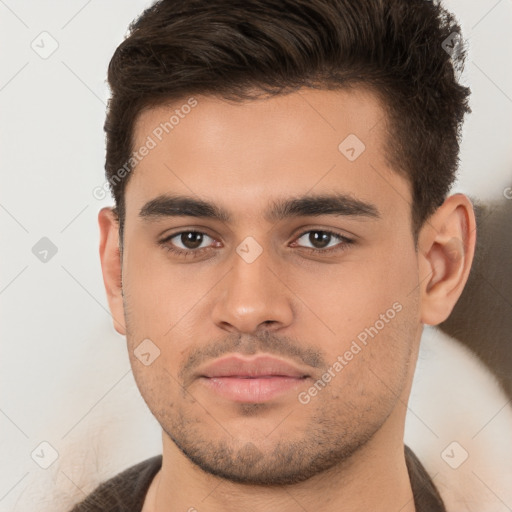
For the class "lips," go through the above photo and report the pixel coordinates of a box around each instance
[196,355,311,403]
[199,355,310,379]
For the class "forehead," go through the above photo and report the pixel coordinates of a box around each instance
[127,87,410,224]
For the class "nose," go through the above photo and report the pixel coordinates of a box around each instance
[210,245,294,334]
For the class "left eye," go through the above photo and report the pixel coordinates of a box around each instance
[294,230,350,250]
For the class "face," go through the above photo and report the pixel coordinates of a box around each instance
[117,88,423,484]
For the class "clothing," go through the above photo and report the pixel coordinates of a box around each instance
[404,445,447,511]
[69,445,446,511]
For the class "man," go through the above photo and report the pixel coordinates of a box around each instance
[71,0,476,510]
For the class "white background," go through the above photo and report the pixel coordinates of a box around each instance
[1,1,511,511]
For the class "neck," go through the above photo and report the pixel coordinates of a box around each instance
[143,413,416,512]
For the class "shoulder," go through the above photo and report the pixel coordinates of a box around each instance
[68,455,162,512]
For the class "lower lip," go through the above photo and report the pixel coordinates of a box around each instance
[200,376,307,403]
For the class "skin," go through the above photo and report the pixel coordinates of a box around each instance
[98,87,476,512]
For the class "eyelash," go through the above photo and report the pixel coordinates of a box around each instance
[159,229,354,259]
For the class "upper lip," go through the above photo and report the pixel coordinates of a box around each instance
[198,355,310,379]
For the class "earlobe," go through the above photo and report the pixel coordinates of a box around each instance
[98,207,126,335]
[418,194,476,326]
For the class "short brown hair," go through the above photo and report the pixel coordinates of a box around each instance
[104,0,470,244]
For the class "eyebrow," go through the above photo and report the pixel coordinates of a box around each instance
[138,193,380,223]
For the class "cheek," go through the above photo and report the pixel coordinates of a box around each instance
[122,243,212,336]
[128,356,184,425]
[122,246,220,382]
[279,242,418,345]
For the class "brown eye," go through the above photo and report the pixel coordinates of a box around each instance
[296,230,346,250]
[307,231,331,248]
[179,232,205,249]
[163,231,215,252]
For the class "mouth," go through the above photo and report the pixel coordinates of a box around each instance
[197,355,311,403]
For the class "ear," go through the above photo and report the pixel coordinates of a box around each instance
[417,193,476,326]
[98,207,126,335]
